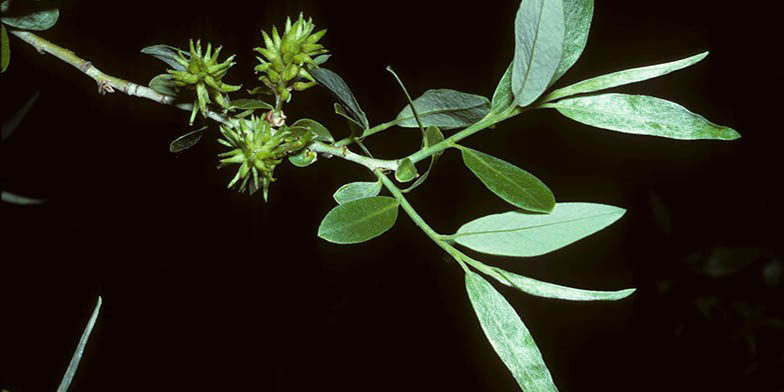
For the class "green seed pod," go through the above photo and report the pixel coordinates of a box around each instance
[306,29,327,45]
[292,81,315,91]
[268,69,280,83]
[279,88,290,103]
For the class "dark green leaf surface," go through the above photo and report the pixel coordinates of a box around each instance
[466,272,557,392]
[461,147,554,213]
[333,181,382,204]
[491,64,514,113]
[169,126,207,153]
[310,66,369,129]
[454,202,625,257]
[490,267,635,301]
[292,118,334,143]
[318,197,399,244]
[395,158,417,183]
[0,0,59,31]
[549,93,740,140]
[512,0,564,107]
[551,0,593,85]
[546,52,708,101]
[1,24,9,73]
[141,44,187,71]
[149,74,177,96]
[2,90,38,141]
[229,98,273,111]
[395,89,490,130]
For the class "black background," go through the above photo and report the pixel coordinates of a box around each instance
[1,1,781,391]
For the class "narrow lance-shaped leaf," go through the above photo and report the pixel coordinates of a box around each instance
[310,66,369,129]
[1,191,46,205]
[395,89,491,130]
[1,24,10,73]
[512,0,565,107]
[229,99,274,111]
[461,147,555,213]
[57,296,102,392]
[169,126,207,153]
[141,44,188,71]
[488,266,636,301]
[466,271,558,392]
[453,202,625,257]
[491,63,514,113]
[550,0,593,85]
[2,90,39,141]
[0,0,59,31]
[545,52,709,102]
[318,196,399,244]
[333,181,382,205]
[547,93,740,140]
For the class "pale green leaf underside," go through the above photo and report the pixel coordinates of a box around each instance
[1,190,46,205]
[549,93,740,140]
[461,147,555,213]
[454,202,625,257]
[318,196,399,244]
[546,51,708,101]
[490,267,635,301]
[0,1,59,31]
[466,272,557,392]
[57,297,102,392]
[396,89,491,130]
[551,0,593,84]
[513,0,564,107]
[491,64,514,113]
[1,24,9,73]
[333,181,382,205]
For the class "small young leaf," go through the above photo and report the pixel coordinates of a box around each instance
[1,191,46,205]
[229,99,274,111]
[395,158,417,183]
[461,147,554,213]
[402,126,445,193]
[0,1,59,31]
[2,90,39,141]
[491,63,514,113]
[288,149,317,167]
[141,44,188,71]
[465,271,557,392]
[318,196,399,244]
[453,202,625,257]
[545,52,708,102]
[169,126,207,153]
[395,89,491,130]
[148,74,177,96]
[57,296,102,392]
[310,66,369,129]
[512,0,565,107]
[551,0,594,85]
[489,267,635,301]
[1,24,10,73]
[548,93,740,140]
[333,181,382,204]
[292,118,334,143]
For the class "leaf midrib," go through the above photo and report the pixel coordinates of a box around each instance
[454,210,623,239]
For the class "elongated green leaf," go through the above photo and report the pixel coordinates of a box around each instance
[2,90,39,141]
[395,89,490,130]
[488,267,635,301]
[149,74,177,96]
[310,66,369,129]
[318,196,399,244]
[57,296,102,392]
[548,93,740,140]
[453,202,625,257]
[141,44,187,71]
[333,181,382,204]
[461,147,554,213]
[546,52,708,101]
[466,272,557,392]
[513,0,565,107]
[0,1,59,31]
[395,158,417,182]
[1,24,9,73]
[551,0,593,85]
[169,126,207,153]
[292,118,334,143]
[1,190,46,205]
[229,98,274,111]
[491,63,514,113]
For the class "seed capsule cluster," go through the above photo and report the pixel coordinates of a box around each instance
[254,13,328,105]
[169,40,242,125]
[218,116,314,201]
